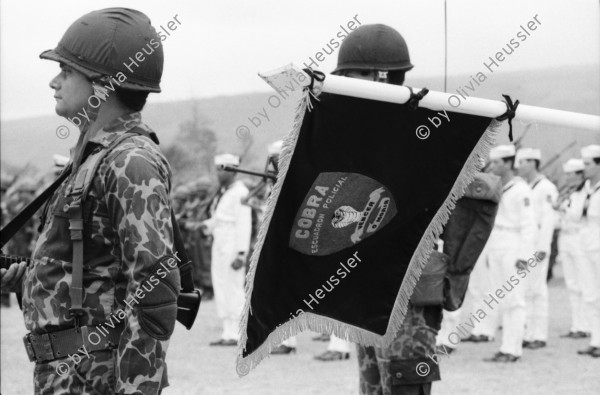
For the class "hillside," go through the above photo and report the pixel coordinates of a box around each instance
[1,64,599,180]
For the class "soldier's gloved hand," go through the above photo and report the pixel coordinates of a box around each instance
[231,254,246,270]
[515,259,528,270]
[535,251,547,261]
[0,261,27,292]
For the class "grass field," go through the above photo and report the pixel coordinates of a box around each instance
[2,265,600,395]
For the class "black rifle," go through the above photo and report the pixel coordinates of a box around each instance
[0,249,200,330]
[0,165,200,330]
[540,141,577,172]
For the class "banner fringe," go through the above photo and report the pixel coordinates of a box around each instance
[381,119,501,345]
[236,89,311,376]
[236,95,502,375]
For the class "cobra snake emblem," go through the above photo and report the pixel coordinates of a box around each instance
[331,205,362,228]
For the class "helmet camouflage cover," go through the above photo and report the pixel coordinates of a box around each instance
[333,24,413,74]
[40,8,163,92]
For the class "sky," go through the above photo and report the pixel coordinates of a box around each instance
[1,0,598,120]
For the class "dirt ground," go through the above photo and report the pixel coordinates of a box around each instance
[2,266,599,395]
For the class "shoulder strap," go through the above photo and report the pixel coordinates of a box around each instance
[531,177,543,190]
[68,130,194,320]
[583,183,600,218]
[0,166,72,249]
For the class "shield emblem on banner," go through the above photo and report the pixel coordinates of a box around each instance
[289,172,398,256]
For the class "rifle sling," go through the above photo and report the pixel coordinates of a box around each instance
[0,166,72,249]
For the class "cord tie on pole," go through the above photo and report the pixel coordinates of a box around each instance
[496,94,520,142]
[406,87,429,111]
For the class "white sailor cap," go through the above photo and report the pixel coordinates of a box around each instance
[516,148,541,161]
[53,154,69,168]
[514,148,541,168]
[489,145,516,160]
[268,140,284,155]
[562,158,585,173]
[581,144,600,159]
[214,153,240,167]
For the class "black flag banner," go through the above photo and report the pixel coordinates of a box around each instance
[236,87,500,376]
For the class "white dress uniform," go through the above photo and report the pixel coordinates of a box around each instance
[462,243,499,338]
[205,179,252,341]
[581,178,600,348]
[486,176,537,356]
[524,174,558,343]
[558,181,590,334]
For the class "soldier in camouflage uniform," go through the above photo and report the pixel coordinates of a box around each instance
[333,25,499,394]
[1,8,179,394]
[329,25,441,393]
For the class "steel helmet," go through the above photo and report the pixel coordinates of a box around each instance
[333,24,413,74]
[40,8,163,92]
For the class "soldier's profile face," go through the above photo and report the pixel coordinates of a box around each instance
[216,167,234,185]
[49,64,93,119]
[517,159,534,177]
[489,158,508,177]
[565,171,582,187]
[583,158,599,179]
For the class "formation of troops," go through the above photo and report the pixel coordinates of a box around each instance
[0,7,598,395]
[438,144,600,362]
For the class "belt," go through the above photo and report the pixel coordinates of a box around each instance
[494,225,519,233]
[561,227,581,235]
[23,322,123,363]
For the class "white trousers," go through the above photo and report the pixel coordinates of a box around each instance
[487,232,526,356]
[437,309,462,348]
[466,251,498,338]
[327,335,351,353]
[580,249,600,347]
[559,232,590,333]
[524,255,549,342]
[211,227,246,341]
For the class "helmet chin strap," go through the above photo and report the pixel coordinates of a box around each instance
[71,81,108,169]
[78,81,108,134]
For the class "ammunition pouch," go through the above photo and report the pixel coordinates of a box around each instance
[390,357,440,386]
[411,251,448,306]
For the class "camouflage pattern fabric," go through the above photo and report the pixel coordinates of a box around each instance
[23,112,176,394]
[357,305,440,395]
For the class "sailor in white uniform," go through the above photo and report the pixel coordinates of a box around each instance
[204,154,252,346]
[557,159,590,339]
[483,145,537,362]
[516,148,558,349]
[577,145,600,358]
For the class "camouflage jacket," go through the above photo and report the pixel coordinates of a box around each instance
[23,112,178,394]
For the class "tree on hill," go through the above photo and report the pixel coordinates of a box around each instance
[163,104,218,185]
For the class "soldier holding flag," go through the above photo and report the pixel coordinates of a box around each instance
[325,23,500,394]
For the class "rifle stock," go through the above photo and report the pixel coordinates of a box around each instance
[1,252,201,330]
[176,289,202,330]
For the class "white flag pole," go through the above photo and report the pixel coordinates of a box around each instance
[259,64,600,132]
